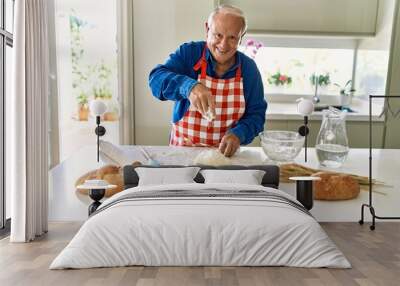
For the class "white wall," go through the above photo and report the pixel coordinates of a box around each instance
[354,0,395,98]
[384,0,400,147]
[133,0,214,145]
[358,0,396,50]
[355,0,400,148]
[223,0,379,35]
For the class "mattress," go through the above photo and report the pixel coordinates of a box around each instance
[50,183,351,269]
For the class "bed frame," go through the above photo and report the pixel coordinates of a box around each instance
[123,165,280,189]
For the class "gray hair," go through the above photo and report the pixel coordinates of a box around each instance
[207,4,247,36]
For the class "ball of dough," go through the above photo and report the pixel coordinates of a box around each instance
[193,149,231,166]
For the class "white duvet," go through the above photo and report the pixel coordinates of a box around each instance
[50,183,351,269]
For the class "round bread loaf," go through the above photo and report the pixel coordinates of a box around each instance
[312,172,360,200]
[75,161,142,197]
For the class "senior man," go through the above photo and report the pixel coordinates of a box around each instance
[149,4,267,157]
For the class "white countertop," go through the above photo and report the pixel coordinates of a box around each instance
[266,97,385,121]
[49,145,400,223]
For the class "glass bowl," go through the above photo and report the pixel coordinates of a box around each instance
[259,131,305,162]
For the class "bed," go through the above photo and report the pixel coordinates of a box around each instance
[50,165,351,269]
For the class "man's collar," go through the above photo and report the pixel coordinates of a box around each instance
[205,46,241,75]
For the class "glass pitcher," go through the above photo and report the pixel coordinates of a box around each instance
[315,107,349,168]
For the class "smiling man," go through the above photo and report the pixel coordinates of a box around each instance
[149,5,267,157]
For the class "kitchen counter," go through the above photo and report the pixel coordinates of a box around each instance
[266,97,384,122]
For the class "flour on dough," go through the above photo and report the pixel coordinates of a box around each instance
[193,149,231,166]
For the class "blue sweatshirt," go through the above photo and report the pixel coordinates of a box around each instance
[149,41,267,145]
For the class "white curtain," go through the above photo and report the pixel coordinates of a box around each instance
[10,0,49,242]
[117,0,135,144]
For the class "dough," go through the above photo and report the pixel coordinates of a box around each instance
[193,149,231,166]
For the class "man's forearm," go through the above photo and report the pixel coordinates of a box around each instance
[149,65,198,101]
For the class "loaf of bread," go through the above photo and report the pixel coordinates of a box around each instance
[75,161,142,197]
[312,172,360,200]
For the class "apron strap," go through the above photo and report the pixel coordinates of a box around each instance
[235,65,242,82]
[193,44,208,79]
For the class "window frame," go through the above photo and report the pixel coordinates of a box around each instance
[1,0,14,233]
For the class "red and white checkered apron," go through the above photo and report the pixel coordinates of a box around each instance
[170,46,245,146]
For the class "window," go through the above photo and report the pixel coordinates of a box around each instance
[1,0,14,235]
[239,36,389,104]
[355,50,389,96]
[54,0,119,162]
[253,46,354,96]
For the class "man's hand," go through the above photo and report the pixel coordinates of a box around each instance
[219,133,240,157]
[188,83,215,117]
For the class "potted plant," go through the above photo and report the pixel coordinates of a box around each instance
[90,62,119,121]
[77,92,89,121]
[310,73,331,87]
[268,72,292,86]
[70,12,90,121]
[334,80,355,107]
[92,86,118,121]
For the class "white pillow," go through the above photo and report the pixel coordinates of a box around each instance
[135,167,201,186]
[200,169,266,185]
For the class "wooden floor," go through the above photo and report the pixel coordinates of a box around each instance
[0,222,399,286]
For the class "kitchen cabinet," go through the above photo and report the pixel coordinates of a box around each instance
[219,0,379,36]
